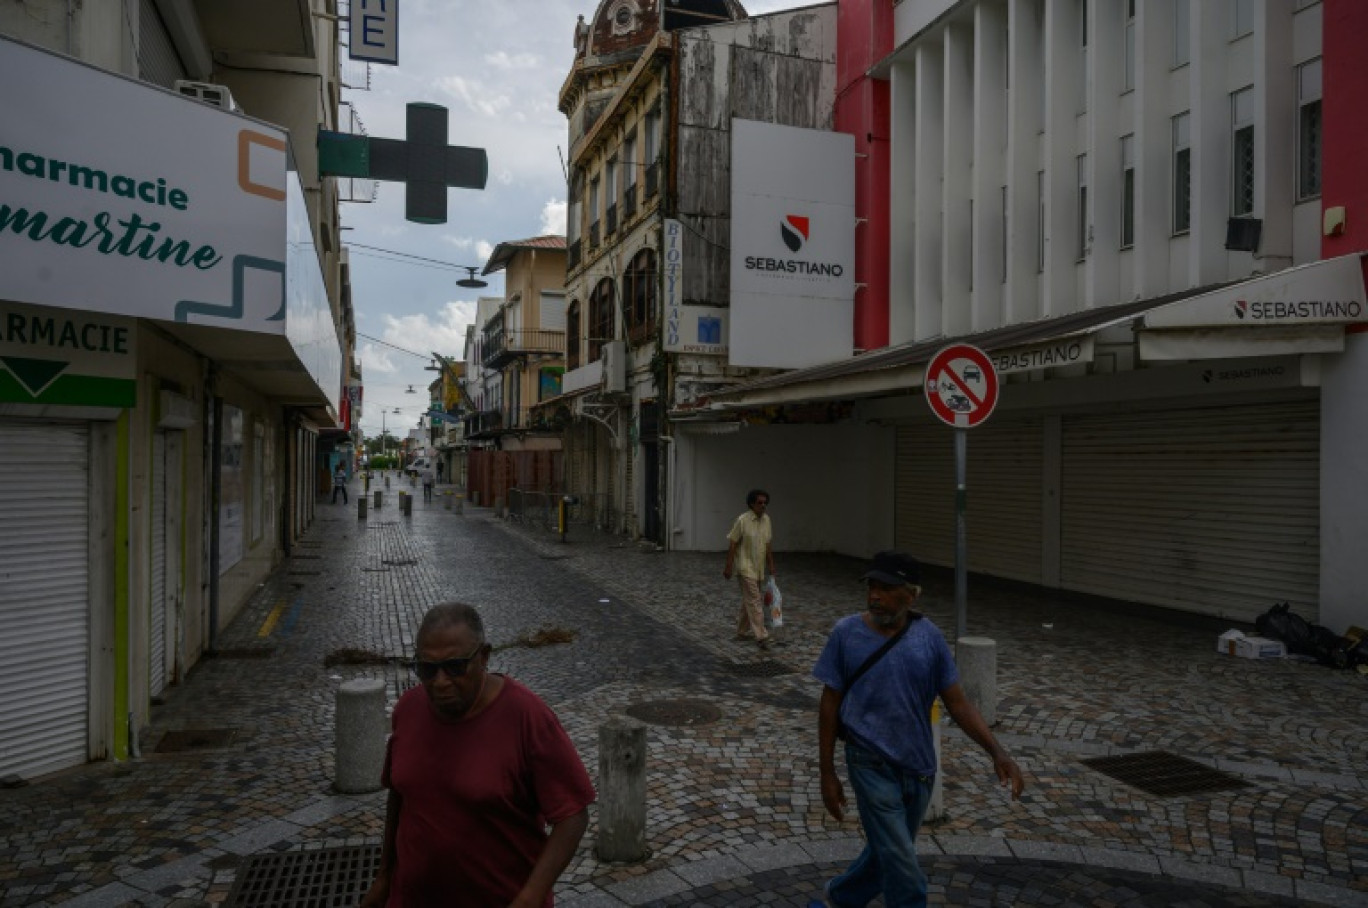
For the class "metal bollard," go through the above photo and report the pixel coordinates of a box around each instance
[956,636,998,726]
[335,678,386,793]
[373,490,382,509]
[597,716,648,862]
[358,497,367,519]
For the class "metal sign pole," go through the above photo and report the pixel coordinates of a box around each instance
[955,427,968,640]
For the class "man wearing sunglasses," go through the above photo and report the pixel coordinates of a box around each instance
[360,603,595,908]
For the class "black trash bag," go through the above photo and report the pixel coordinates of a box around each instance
[1256,602,1354,668]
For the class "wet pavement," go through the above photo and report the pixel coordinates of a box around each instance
[1,477,1365,907]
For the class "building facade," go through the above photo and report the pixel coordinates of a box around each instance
[0,1,350,780]
[703,0,1367,633]
[548,0,839,543]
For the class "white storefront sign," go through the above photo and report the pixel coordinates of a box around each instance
[1144,254,1368,328]
[990,336,1094,375]
[0,37,288,334]
[729,119,854,369]
[350,0,400,65]
[663,218,728,355]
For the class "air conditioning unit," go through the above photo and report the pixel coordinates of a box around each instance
[601,340,627,394]
[174,80,242,114]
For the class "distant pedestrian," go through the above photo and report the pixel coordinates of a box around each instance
[723,488,775,650]
[331,464,347,504]
[811,551,1024,908]
[421,465,435,502]
[360,603,595,908]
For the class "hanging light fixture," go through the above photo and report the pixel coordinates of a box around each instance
[456,266,488,289]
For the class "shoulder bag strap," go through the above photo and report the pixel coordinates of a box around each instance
[843,615,917,693]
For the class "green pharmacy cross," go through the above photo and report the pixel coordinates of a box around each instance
[318,103,487,224]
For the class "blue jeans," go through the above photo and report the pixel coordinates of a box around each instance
[827,742,934,908]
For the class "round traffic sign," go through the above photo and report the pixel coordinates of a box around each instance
[924,344,999,428]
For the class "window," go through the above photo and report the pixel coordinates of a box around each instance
[1173,0,1191,67]
[589,174,601,245]
[644,107,659,163]
[1232,0,1254,38]
[1231,87,1255,216]
[1297,59,1322,201]
[1173,112,1191,233]
[605,158,617,206]
[1037,170,1046,272]
[1120,135,1136,249]
[1124,0,1136,91]
[623,132,638,191]
[1076,154,1089,260]
[623,249,658,344]
[567,301,581,369]
[588,278,615,362]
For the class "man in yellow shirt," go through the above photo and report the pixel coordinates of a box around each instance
[723,489,776,650]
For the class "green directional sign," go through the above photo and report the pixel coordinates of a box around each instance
[0,302,136,406]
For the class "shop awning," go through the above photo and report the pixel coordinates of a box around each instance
[699,255,1365,413]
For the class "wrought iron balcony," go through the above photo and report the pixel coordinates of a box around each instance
[482,328,566,369]
[623,184,637,219]
[590,220,601,248]
[606,202,618,236]
[645,162,659,197]
[568,239,582,271]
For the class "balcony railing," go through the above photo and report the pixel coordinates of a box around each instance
[589,220,601,248]
[623,184,637,219]
[482,328,567,368]
[645,162,659,197]
[606,202,618,236]
[568,239,581,271]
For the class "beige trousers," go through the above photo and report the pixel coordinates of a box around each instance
[736,577,769,642]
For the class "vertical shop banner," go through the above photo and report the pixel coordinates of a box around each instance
[662,219,728,355]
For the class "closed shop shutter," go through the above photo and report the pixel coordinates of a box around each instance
[150,433,167,697]
[0,422,90,780]
[895,416,1044,584]
[1060,398,1320,622]
[138,0,187,88]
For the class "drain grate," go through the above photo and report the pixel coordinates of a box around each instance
[624,699,722,727]
[213,647,275,659]
[1081,751,1251,798]
[381,558,418,566]
[225,844,381,907]
[156,728,238,753]
[723,659,796,678]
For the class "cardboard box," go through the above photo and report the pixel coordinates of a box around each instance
[1217,630,1286,659]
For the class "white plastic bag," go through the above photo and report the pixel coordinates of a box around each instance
[764,576,784,627]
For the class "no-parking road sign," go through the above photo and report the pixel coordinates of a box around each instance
[924,344,999,428]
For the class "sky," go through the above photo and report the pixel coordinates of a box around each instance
[343,0,798,443]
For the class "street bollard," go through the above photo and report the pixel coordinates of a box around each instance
[495,495,505,518]
[358,497,367,519]
[384,476,390,490]
[444,492,452,510]
[957,636,998,726]
[597,716,648,862]
[926,698,946,821]
[455,493,464,515]
[335,678,386,793]
[374,490,382,510]
[399,492,411,516]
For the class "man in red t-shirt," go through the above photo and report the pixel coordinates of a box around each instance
[360,603,596,907]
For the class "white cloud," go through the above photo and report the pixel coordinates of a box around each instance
[540,198,567,235]
[485,51,540,70]
[383,301,476,360]
[359,342,400,376]
[434,75,512,118]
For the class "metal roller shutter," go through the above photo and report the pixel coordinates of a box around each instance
[138,0,187,88]
[1060,398,1320,622]
[0,422,90,780]
[895,416,1045,584]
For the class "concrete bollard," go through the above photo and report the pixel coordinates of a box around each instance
[956,636,998,726]
[597,716,647,862]
[384,476,390,490]
[926,699,946,821]
[373,490,382,510]
[455,494,464,515]
[358,497,367,519]
[444,492,452,510]
[335,678,387,793]
[399,492,411,516]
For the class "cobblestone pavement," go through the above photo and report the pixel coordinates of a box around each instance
[0,479,1365,907]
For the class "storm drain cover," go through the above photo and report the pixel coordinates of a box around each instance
[723,659,796,678]
[624,699,722,727]
[1081,751,1251,797]
[225,844,381,907]
[155,728,238,753]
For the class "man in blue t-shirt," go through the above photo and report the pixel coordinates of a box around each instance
[812,551,1025,907]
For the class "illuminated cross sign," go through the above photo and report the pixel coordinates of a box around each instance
[317,103,487,224]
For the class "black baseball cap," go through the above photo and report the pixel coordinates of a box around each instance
[861,550,921,586]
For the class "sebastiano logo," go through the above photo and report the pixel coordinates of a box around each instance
[780,214,809,252]
[744,211,843,279]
